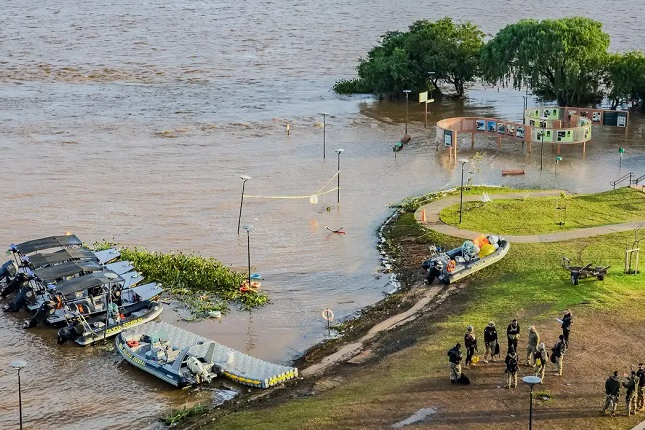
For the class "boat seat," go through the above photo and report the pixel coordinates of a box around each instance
[165,348,181,362]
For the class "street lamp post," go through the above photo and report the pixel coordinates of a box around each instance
[237,175,251,236]
[335,149,344,204]
[459,159,469,224]
[11,359,27,430]
[539,116,547,171]
[555,156,562,175]
[523,375,541,430]
[426,72,436,128]
[103,272,119,340]
[403,90,411,135]
[242,224,253,292]
[320,113,329,159]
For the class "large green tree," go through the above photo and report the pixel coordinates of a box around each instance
[606,51,645,109]
[481,17,609,106]
[334,18,484,98]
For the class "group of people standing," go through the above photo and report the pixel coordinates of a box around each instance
[603,365,645,417]
[447,310,573,388]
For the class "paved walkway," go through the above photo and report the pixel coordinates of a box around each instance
[415,190,645,243]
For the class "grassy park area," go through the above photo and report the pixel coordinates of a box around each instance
[190,187,645,430]
[439,187,645,235]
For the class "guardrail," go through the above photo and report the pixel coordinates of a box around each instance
[610,172,634,190]
[634,173,645,185]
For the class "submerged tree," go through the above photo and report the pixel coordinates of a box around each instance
[606,51,645,109]
[334,18,484,98]
[481,17,609,106]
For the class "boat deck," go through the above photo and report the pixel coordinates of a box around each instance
[127,321,298,388]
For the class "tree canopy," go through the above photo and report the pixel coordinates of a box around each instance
[606,51,645,109]
[334,18,484,98]
[480,17,609,106]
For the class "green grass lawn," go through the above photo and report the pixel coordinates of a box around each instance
[201,207,645,430]
[439,187,645,235]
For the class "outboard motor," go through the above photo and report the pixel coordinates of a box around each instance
[0,271,29,297]
[187,356,213,384]
[57,322,83,344]
[0,260,17,284]
[4,287,30,312]
[24,299,57,328]
[422,257,445,285]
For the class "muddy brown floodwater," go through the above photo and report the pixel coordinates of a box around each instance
[1,0,644,428]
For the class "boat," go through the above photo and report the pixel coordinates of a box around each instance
[422,234,510,285]
[57,300,163,346]
[116,321,298,389]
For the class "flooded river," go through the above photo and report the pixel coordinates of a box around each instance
[1,0,644,428]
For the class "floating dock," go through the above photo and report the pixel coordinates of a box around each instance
[125,321,298,388]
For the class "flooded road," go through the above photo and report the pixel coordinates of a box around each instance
[1,0,644,428]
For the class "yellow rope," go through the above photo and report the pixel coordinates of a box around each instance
[245,171,340,200]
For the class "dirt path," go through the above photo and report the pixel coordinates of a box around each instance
[416,190,645,243]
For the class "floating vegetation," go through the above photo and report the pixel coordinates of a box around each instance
[91,241,269,318]
[162,404,208,426]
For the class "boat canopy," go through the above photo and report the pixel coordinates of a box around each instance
[27,248,98,268]
[12,235,82,255]
[53,272,124,297]
[34,261,103,283]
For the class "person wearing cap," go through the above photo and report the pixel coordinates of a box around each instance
[551,335,566,376]
[464,325,477,368]
[504,346,519,388]
[447,343,463,384]
[561,309,573,347]
[636,363,645,411]
[533,343,548,383]
[507,319,520,354]
[623,370,639,416]
[526,325,540,366]
[483,321,498,363]
[603,371,621,416]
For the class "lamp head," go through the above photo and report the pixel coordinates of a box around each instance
[10,360,27,370]
[240,175,251,182]
[540,116,548,121]
[403,90,411,94]
[458,158,469,165]
[104,272,119,280]
[335,149,344,154]
[242,224,254,232]
[320,112,330,117]
[427,71,436,75]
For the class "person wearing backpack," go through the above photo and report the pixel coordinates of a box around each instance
[505,346,519,388]
[603,371,621,416]
[551,335,566,376]
[447,343,463,384]
[483,321,498,364]
[533,343,548,383]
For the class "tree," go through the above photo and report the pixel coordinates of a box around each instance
[606,51,645,109]
[481,17,609,106]
[333,18,484,98]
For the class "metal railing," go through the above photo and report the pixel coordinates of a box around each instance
[634,173,645,185]
[610,172,634,190]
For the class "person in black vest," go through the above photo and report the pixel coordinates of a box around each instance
[447,343,462,384]
[561,309,573,347]
[533,343,548,383]
[637,363,645,411]
[623,370,639,416]
[551,335,566,376]
[483,321,498,363]
[464,325,477,368]
[504,346,519,388]
[507,319,520,354]
[603,371,621,416]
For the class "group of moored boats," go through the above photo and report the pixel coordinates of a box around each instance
[1,234,298,390]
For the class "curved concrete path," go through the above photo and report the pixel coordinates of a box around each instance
[415,190,645,243]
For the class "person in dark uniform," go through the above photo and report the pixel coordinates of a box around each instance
[483,321,498,363]
[504,346,519,389]
[447,343,463,384]
[507,319,520,354]
[603,371,621,416]
[561,309,573,347]
[636,363,645,411]
[464,325,477,368]
[552,335,566,376]
[623,370,639,416]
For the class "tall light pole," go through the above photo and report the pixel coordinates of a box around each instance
[523,375,541,430]
[335,149,344,204]
[539,116,547,171]
[242,224,253,292]
[237,175,251,236]
[459,159,469,224]
[403,90,411,135]
[320,113,329,159]
[426,72,436,128]
[104,272,118,340]
[11,359,26,430]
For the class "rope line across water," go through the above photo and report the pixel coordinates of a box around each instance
[245,171,339,200]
